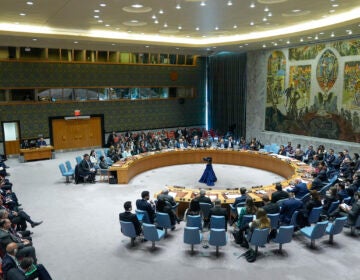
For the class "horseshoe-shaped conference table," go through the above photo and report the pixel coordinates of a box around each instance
[109,149,313,215]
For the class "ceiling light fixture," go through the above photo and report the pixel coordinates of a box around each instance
[262,17,267,22]
[176,3,181,10]
[196,27,200,31]
[250,21,254,26]
[215,26,219,30]
[26,1,33,5]
[200,1,206,6]
[152,15,156,19]
[94,15,99,18]
[227,1,233,6]
[315,34,319,40]
[331,32,335,37]
[19,13,26,16]
[131,4,143,8]
[262,44,266,48]
[154,20,159,24]
[233,25,238,28]
[159,9,164,14]
[94,10,100,13]
[264,7,269,12]
[100,3,106,7]
[347,30,352,35]
[286,40,290,44]
[178,25,182,30]
[268,12,272,17]
[163,22,168,27]
[300,38,304,42]
[250,3,255,8]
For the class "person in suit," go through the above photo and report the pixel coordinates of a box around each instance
[225,136,235,149]
[36,137,46,147]
[303,145,316,163]
[136,191,155,224]
[156,199,176,229]
[288,178,309,199]
[0,219,37,264]
[78,154,96,183]
[176,138,188,149]
[271,183,289,203]
[190,135,200,148]
[119,201,142,236]
[262,194,280,214]
[157,189,181,223]
[280,192,303,225]
[209,199,228,230]
[339,191,360,226]
[232,187,248,207]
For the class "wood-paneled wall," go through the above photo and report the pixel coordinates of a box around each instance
[52,117,102,149]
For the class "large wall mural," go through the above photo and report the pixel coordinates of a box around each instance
[265,39,360,143]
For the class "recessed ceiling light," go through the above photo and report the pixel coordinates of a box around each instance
[227,1,233,6]
[250,3,255,8]
[215,26,219,30]
[152,15,156,19]
[196,27,200,31]
[239,45,243,48]
[202,35,206,37]
[145,45,149,48]
[163,23,168,27]
[98,20,103,23]
[268,12,272,17]
[26,1,33,5]
[300,38,304,42]
[329,10,335,13]
[94,10,100,13]
[131,20,139,23]
[263,17,267,22]
[315,35,319,40]
[111,43,116,46]
[176,47,180,50]
[94,15,99,18]
[292,9,301,13]
[250,21,254,26]
[262,44,266,48]
[307,36,312,39]
[176,4,181,9]
[319,32,324,35]
[19,13,26,16]
[200,1,206,6]
[286,40,290,44]
[159,9,164,14]
[332,4,339,7]
[178,25,182,30]
[154,20,159,24]
[347,30,353,35]
[331,32,335,37]
[74,41,78,44]
[100,3,106,7]
[32,38,37,41]
[105,24,110,27]
[132,4,143,8]
[264,7,269,12]
[233,25,238,28]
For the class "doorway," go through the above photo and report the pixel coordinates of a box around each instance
[1,121,21,156]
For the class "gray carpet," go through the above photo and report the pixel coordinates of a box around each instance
[5,150,360,280]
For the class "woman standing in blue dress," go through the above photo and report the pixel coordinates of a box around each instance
[199,157,217,186]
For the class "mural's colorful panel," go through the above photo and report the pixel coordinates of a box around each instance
[332,39,360,56]
[289,44,325,61]
[266,51,286,106]
[265,42,360,143]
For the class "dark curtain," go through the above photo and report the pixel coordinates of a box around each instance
[207,53,247,139]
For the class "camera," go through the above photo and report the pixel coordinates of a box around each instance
[203,157,212,163]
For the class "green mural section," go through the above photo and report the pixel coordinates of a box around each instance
[0,59,205,140]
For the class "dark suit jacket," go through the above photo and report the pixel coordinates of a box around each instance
[263,203,280,214]
[280,198,303,224]
[196,196,213,206]
[232,195,247,207]
[6,268,25,280]
[0,229,23,252]
[136,199,155,223]
[271,190,289,203]
[348,200,360,226]
[2,253,17,279]
[209,206,228,230]
[157,194,176,206]
[119,211,142,235]
[292,183,309,199]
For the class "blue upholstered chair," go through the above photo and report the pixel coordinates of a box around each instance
[248,228,270,256]
[186,215,202,230]
[327,200,340,216]
[272,225,294,253]
[135,209,151,224]
[156,212,173,237]
[289,211,299,227]
[142,223,165,249]
[75,156,82,165]
[300,220,328,248]
[65,160,75,177]
[183,226,203,253]
[208,228,227,256]
[308,206,323,224]
[239,214,254,229]
[342,197,351,205]
[267,213,280,229]
[210,215,226,230]
[120,221,137,246]
[59,163,74,183]
[325,216,347,243]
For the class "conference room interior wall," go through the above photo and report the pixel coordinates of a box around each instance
[246,47,360,154]
[0,58,206,142]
